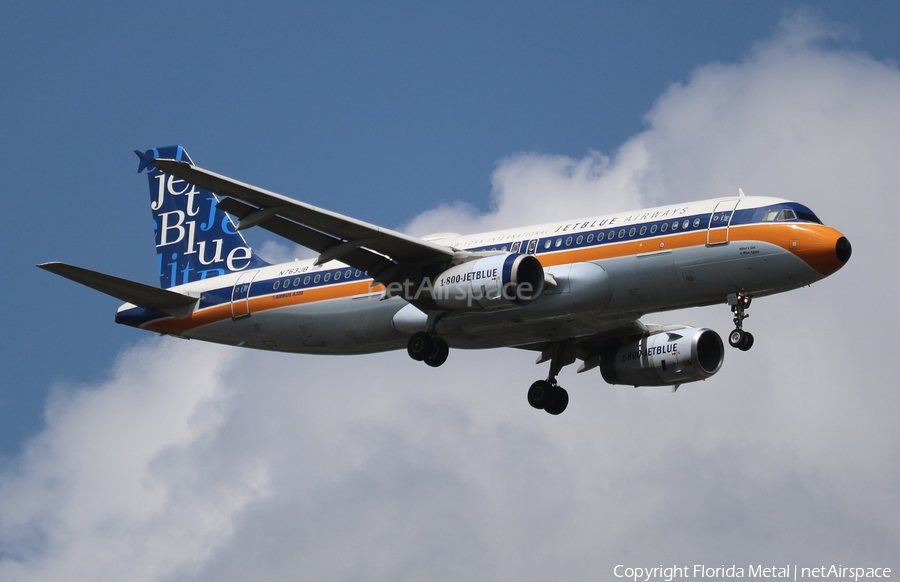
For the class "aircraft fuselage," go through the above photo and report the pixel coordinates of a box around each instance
[117,195,847,354]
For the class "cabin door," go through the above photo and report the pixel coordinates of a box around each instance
[707,199,741,246]
[231,270,258,320]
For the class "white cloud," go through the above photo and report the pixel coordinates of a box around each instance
[254,240,316,265]
[3,11,900,581]
[403,143,650,236]
[0,340,269,582]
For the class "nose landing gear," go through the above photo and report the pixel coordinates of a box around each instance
[727,292,754,351]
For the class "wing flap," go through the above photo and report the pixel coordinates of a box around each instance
[216,197,393,274]
[38,262,198,317]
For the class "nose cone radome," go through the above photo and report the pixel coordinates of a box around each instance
[791,226,851,278]
[836,236,852,264]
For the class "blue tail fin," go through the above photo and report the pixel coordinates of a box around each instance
[135,146,269,288]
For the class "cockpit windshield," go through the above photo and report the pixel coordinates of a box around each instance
[760,203,822,224]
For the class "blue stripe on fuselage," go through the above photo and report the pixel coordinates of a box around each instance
[135,204,821,322]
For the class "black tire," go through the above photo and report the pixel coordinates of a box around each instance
[545,387,569,415]
[739,332,754,351]
[425,338,450,367]
[407,331,434,361]
[527,380,553,410]
[728,329,744,348]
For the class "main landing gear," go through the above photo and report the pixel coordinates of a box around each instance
[407,331,450,367]
[727,292,754,351]
[527,339,575,415]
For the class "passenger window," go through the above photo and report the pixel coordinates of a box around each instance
[555,238,562,248]
[671,221,679,231]
[273,280,280,290]
[639,226,647,235]
[661,223,668,233]
[628,227,636,237]
[303,276,310,285]
[355,270,361,277]
[511,241,521,253]
[692,218,701,228]
[334,271,341,281]
[544,240,551,249]
[576,235,583,244]
[345,270,352,279]
[587,234,594,243]
[283,279,290,288]
[565,237,572,246]
[324,273,331,282]
[314,274,321,283]
[294,277,301,286]
[682,219,690,229]
[618,229,625,239]
[650,224,657,234]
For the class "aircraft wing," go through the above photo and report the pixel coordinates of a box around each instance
[518,320,691,373]
[151,159,465,283]
[38,262,198,317]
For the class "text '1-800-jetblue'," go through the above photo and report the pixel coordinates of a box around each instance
[40,145,852,415]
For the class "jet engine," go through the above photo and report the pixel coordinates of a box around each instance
[430,254,545,311]
[599,327,724,387]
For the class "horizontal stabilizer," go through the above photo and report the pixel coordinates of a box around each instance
[37,262,198,317]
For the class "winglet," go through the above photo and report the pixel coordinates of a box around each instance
[134,149,158,173]
[134,145,193,173]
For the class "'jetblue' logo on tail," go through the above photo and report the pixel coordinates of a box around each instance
[137,146,268,288]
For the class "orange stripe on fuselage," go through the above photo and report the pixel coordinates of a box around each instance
[145,221,843,335]
[728,223,846,276]
[144,279,386,335]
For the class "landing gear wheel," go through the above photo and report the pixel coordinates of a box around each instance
[529,339,576,415]
[407,331,435,362]
[527,380,553,410]
[727,292,754,351]
[728,329,754,351]
[544,387,569,415]
[424,338,450,367]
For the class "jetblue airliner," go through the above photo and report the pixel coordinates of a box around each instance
[40,146,851,414]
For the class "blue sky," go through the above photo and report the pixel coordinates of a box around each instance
[2,3,900,579]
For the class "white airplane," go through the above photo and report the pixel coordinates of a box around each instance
[40,145,851,414]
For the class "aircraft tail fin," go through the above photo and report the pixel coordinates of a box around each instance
[135,146,269,288]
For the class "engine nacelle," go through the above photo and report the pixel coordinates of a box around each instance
[599,327,724,387]
[431,254,545,311]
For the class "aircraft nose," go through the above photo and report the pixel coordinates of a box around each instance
[835,236,852,264]
[791,226,851,277]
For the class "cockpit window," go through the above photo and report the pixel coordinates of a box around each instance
[794,205,823,224]
[762,204,822,224]
[777,208,796,221]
